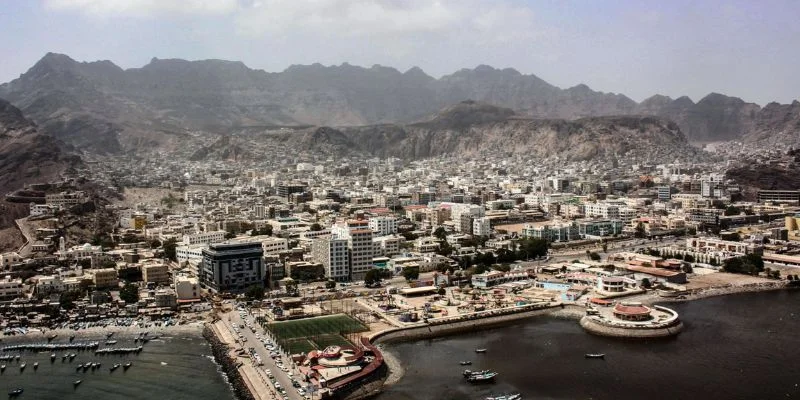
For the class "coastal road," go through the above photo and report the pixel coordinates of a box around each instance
[224,310,304,400]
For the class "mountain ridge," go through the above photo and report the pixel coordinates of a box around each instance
[1,53,798,154]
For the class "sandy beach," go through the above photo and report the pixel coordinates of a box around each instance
[1,321,206,345]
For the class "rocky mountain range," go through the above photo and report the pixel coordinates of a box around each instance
[0,53,798,156]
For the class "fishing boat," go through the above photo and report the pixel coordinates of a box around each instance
[69,335,75,342]
[467,371,498,383]
[19,362,26,371]
[475,348,487,353]
[584,353,605,359]
[105,340,118,345]
[73,379,82,387]
[50,353,57,362]
[8,388,23,397]
[460,361,472,365]
[486,394,521,400]
[33,362,39,370]
[463,369,491,377]
[110,363,120,372]
[1,364,5,372]
[69,353,76,360]
[47,334,57,342]
[123,362,132,370]
[106,332,114,339]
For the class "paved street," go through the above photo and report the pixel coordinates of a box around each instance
[223,309,306,400]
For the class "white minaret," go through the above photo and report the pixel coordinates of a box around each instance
[59,236,66,253]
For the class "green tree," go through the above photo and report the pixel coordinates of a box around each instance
[683,253,695,263]
[437,241,454,257]
[724,206,741,216]
[309,223,323,232]
[433,227,447,240]
[634,222,646,239]
[163,238,178,261]
[402,266,420,281]
[149,239,162,249]
[640,278,652,288]
[723,254,764,275]
[401,231,418,241]
[516,238,549,260]
[224,231,236,239]
[119,283,140,303]
[59,291,83,310]
[589,252,601,261]
[325,280,337,289]
[364,269,382,287]
[245,284,265,300]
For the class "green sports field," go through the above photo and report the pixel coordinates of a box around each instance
[265,314,368,354]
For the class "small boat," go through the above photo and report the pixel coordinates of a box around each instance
[123,362,132,370]
[584,353,605,359]
[69,335,75,342]
[62,354,68,361]
[160,362,168,366]
[69,353,76,360]
[50,353,57,361]
[110,363,120,372]
[73,379,82,387]
[47,334,57,342]
[1,364,5,372]
[463,369,491,377]
[486,394,521,400]
[14,355,20,360]
[460,361,472,365]
[19,362,26,371]
[105,340,117,345]
[8,388,23,397]
[467,371,498,383]
[475,348,487,353]
[33,362,39,370]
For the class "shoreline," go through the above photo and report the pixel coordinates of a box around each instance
[371,283,796,391]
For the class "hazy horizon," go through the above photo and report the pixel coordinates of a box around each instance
[2,0,799,105]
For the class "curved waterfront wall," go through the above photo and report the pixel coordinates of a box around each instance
[579,305,683,338]
[371,305,565,344]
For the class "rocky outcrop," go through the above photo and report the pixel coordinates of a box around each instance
[0,98,80,196]
[292,102,705,163]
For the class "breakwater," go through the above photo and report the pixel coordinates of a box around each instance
[371,304,563,344]
[203,324,254,400]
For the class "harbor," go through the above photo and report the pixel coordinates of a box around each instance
[0,323,234,400]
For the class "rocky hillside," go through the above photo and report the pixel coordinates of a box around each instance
[291,101,704,163]
[3,53,796,155]
[0,98,80,196]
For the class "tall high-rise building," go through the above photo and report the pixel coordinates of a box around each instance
[312,236,349,282]
[368,216,398,236]
[200,242,265,293]
[331,219,374,281]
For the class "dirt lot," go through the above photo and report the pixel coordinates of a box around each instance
[684,271,771,290]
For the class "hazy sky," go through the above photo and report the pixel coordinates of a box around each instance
[2,0,799,105]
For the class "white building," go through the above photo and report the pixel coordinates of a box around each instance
[0,276,24,300]
[29,203,57,217]
[368,216,398,236]
[176,244,207,265]
[1,252,22,269]
[174,275,201,302]
[331,220,374,281]
[183,231,225,246]
[312,235,350,282]
[473,217,492,237]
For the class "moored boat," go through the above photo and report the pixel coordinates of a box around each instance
[8,388,23,397]
[19,362,26,371]
[33,362,38,370]
[460,361,472,365]
[463,369,491,377]
[584,353,605,359]
[475,348,487,353]
[74,379,82,387]
[110,363,121,372]
[1,364,5,372]
[123,362,132,370]
[467,371,498,383]
[486,394,521,400]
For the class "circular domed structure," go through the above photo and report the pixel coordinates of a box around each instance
[612,302,652,321]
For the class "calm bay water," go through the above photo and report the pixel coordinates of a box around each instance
[381,290,800,400]
[0,330,235,400]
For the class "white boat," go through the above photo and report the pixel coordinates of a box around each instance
[475,348,487,353]
[584,353,605,359]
